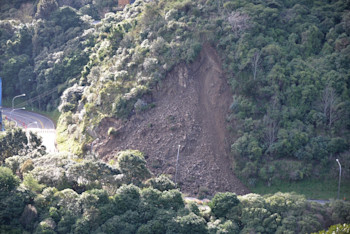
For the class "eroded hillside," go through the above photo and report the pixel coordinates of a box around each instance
[94,45,249,196]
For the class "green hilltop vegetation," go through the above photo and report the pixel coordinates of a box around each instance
[1,0,350,233]
[1,129,350,233]
[55,0,350,186]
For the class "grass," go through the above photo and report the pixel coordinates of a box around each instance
[250,178,350,200]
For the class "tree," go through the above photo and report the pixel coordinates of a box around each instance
[1,55,31,96]
[227,11,250,36]
[117,150,152,185]
[0,129,28,164]
[18,66,35,95]
[50,6,82,31]
[264,96,279,155]
[0,129,45,166]
[167,212,207,234]
[159,189,184,211]
[113,184,141,214]
[35,0,58,19]
[251,50,261,80]
[0,167,20,193]
[321,85,342,128]
[315,223,350,234]
[328,200,350,224]
[209,192,240,218]
[0,167,32,229]
[145,175,175,191]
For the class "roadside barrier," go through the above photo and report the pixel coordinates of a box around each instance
[5,116,55,131]
[5,116,26,127]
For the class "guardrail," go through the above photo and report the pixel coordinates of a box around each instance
[5,116,55,132]
[5,115,26,128]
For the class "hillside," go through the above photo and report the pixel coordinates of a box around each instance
[1,0,348,195]
[1,0,350,233]
[94,44,249,196]
[56,0,350,188]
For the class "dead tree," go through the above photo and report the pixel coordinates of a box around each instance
[263,97,279,156]
[227,11,250,36]
[321,85,342,128]
[251,50,261,80]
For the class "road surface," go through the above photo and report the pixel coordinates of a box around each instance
[2,107,57,152]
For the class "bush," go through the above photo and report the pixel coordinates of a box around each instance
[328,200,350,224]
[209,192,240,218]
[169,212,207,234]
[23,174,45,193]
[20,159,34,174]
[145,175,175,191]
[60,103,76,113]
[0,167,20,193]
[113,184,141,214]
[159,189,184,211]
[314,223,350,234]
[117,150,152,185]
[35,0,58,19]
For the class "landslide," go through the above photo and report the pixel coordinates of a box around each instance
[95,44,249,196]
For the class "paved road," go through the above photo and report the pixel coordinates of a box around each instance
[2,107,57,152]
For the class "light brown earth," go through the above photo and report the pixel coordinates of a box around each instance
[95,44,249,196]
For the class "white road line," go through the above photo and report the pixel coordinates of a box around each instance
[2,108,57,152]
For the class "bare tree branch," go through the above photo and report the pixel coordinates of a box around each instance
[264,97,279,155]
[227,11,250,35]
[321,85,342,128]
[251,50,261,80]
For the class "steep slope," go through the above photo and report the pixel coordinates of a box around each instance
[56,0,350,190]
[94,44,249,196]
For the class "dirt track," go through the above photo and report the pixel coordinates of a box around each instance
[95,44,249,196]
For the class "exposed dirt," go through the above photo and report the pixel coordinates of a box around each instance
[95,44,249,196]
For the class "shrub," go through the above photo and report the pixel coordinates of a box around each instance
[23,173,45,193]
[167,212,207,234]
[328,200,350,224]
[0,167,20,193]
[159,189,184,211]
[198,186,210,199]
[34,218,56,234]
[145,175,175,191]
[117,150,152,185]
[209,192,240,218]
[20,159,34,174]
[113,184,141,214]
[35,0,58,19]
[60,103,76,113]
[314,223,350,234]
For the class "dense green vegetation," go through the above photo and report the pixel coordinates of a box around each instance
[1,0,350,232]
[251,179,350,200]
[1,130,350,233]
[57,0,205,153]
[315,223,350,234]
[0,0,123,111]
[0,4,91,110]
[55,0,350,186]
[0,128,45,164]
[219,0,350,187]
[3,0,349,185]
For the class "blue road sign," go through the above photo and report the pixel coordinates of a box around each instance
[0,77,3,131]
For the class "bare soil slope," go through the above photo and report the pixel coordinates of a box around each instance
[95,44,249,196]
